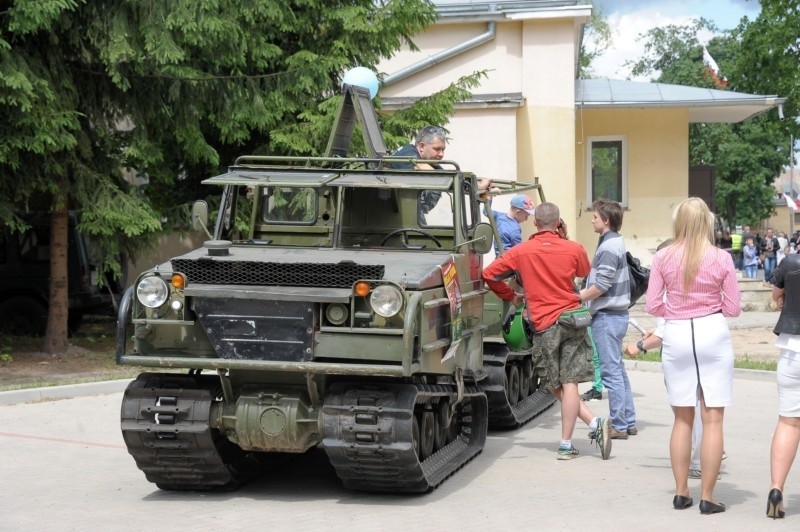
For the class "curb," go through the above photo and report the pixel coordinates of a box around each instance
[2,361,776,406]
[0,378,132,406]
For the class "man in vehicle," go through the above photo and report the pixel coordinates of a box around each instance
[389,125,448,214]
[389,125,492,214]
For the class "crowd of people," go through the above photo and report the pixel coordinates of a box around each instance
[724,226,800,285]
[400,126,800,519]
[482,195,797,519]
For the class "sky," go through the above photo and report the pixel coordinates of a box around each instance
[589,0,762,81]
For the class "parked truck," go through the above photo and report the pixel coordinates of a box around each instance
[0,212,118,336]
[116,86,554,492]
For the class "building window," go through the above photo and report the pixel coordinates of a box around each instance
[587,136,626,206]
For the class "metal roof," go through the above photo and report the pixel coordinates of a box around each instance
[576,78,785,123]
[433,1,589,21]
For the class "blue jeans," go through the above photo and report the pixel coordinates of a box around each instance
[744,264,757,279]
[765,256,777,283]
[591,311,636,432]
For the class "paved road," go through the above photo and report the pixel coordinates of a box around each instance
[0,363,793,531]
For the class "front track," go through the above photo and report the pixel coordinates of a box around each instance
[321,382,488,492]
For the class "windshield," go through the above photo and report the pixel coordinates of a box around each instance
[206,160,480,250]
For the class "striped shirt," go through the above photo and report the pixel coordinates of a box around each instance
[645,244,741,319]
[586,231,631,315]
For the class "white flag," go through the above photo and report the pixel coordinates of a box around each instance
[702,46,721,75]
[784,193,798,211]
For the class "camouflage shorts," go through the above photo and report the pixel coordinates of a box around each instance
[530,322,594,391]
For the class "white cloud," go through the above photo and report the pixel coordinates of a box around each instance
[589,11,717,81]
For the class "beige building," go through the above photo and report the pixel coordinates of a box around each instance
[377,0,784,263]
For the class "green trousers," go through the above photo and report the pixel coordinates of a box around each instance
[588,326,603,392]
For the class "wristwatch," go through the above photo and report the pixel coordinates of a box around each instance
[636,339,647,354]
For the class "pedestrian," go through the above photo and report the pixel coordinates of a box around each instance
[741,225,756,270]
[730,229,743,270]
[626,324,728,481]
[790,230,800,248]
[765,250,800,519]
[579,199,637,439]
[762,228,780,285]
[483,202,611,461]
[778,231,789,255]
[579,333,604,401]
[743,237,759,279]
[645,197,741,514]
[485,194,535,254]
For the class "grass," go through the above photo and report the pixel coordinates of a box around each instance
[624,350,777,371]
[0,369,143,392]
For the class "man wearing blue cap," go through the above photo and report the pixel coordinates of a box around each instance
[486,194,535,254]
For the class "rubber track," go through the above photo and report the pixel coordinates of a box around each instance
[321,383,488,493]
[482,349,556,429]
[120,373,259,491]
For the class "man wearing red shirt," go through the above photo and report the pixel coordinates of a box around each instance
[482,202,611,461]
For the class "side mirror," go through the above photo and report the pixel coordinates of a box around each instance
[471,223,494,254]
[191,200,210,235]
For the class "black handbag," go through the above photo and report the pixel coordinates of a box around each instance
[626,252,650,308]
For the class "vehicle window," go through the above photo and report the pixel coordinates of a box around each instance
[419,188,475,229]
[262,187,317,224]
[18,226,49,262]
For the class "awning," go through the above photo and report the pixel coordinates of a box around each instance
[576,78,785,123]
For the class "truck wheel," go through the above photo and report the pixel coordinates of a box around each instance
[433,400,449,451]
[0,297,47,336]
[418,409,435,460]
[506,364,521,405]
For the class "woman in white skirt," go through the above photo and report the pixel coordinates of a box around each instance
[766,253,800,519]
[645,198,741,514]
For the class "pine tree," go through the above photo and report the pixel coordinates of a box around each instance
[1,0,479,352]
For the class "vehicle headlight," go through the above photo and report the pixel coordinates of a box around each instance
[370,285,403,318]
[136,276,169,308]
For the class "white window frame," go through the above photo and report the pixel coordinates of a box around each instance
[586,135,628,208]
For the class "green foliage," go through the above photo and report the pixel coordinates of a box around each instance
[731,0,800,141]
[0,346,11,365]
[381,72,488,151]
[579,7,613,78]
[626,18,789,227]
[270,71,488,157]
[627,19,719,83]
[0,0,452,349]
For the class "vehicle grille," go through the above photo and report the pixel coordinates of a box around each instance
[171,259,385,288]
[194,299,314,361]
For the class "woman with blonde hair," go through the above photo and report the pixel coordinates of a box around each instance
[645,197,741,514]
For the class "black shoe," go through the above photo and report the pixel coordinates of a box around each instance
[581,388,602,401]
[767,488,785,519]
[673,495,693,510]
[699,500,726,514]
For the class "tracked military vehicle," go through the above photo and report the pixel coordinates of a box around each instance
[116,86,554,493]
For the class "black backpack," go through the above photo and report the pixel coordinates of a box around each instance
[626,252,650,308]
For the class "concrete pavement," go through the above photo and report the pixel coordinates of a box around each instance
[0,362,792,530]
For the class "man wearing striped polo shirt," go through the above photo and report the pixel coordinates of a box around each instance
[579,199,638,440]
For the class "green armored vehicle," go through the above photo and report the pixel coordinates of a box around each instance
[116,86,554,492]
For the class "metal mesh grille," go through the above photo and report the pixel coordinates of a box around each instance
[171,259,385,287]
